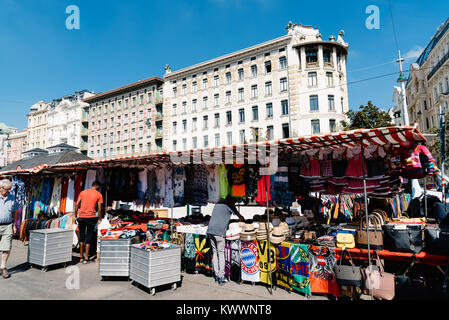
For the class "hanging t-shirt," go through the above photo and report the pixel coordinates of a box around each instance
[257,240,276,285]
[184,233,196,274]
[155,168,166,205]
[59,177,69,214]
[240,240,260,282]
[49,177,62,215]
[192,165,208,206]
[290,243,311,295]
[276,242,292,291]
[218,164,229,200]
[74,171,85,203]
[308,246,340,298]
[84,170,97,190]
[65,177,75,213]
[163,167,174,208]
[137,169,148,201]
[227,164,248,198]
[195,235,213,276]
[207,165,220,203]
[255,175,272,207]
[173,167,186,206]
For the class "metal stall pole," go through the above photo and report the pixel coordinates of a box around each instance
[424,176,427,219]
[170,170,174,242]
[360,139,373,300]
[264,173,273,295]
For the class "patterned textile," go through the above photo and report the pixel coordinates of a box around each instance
[271,166,295,207]
[207,165,220,203]
[144,169,157,205]
[255,175,272,207]
[11,177,26,207]
[276,242,292,291]
[257,240,276,285]
[240,240,260,282]
[320,160,333,177]
[227,164,248,198]
[230,240,242,282]
[162,167,174,207]
[308,246,340,297]
[173,167,186,206]
[191,165,208,206]
[195,234,213,276]
[218,164,229,200]
[184,233,196,274]
[49,177,62,215]
[290,243,311,295]
[245,165,260,200]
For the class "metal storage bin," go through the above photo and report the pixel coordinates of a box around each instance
[99,237,139,278]
[27,228,73,271]
[130,244,181,295]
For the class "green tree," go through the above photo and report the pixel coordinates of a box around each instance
[340,101,393,130]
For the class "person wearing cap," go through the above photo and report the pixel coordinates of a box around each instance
[207,195,245,285]
[75,181,103,264]
[0,179,19,279]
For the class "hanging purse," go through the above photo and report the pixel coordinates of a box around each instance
[356,216,384,250]
[334,249,363,287]
[336,230,356,249]
[361,251,395,300]
[382,223,423,253]
[424,225,449,255]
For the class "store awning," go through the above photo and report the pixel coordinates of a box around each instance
[0,125,426,175]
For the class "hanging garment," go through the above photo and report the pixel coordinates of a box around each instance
[195,235,213,276]
[230,239,242,282]
[144,169,157,205]
[276,242,292,291]
[227,164,248,198]
[218,164,229,200]
[255,175,272,207]
[33,179,44,217]
[290,243,311,295]
[271,166,296,207]
[11,177,26,207]
[49,177,62,215]
[191,165,208,206]
[207,165,220,203]
[308,246,340,298]
[95,167,105,191]
[257,240,276,285]
[173,167,186,206]
[402,144,440,178]
[59,177,69,214]
[300,160,321,177]
[163,167,174,208]
[345,155,367,178]
[84,170,97,190]
[332,160,349,177]
[137,169,148,201]
[184,165,195,205]
[240,240,260,282]
[74,171,85,203]
[39,178,53,214]
[155,168,166,205]
[65,177,75,213]
[320,160,333,177]
[245,165,260,200]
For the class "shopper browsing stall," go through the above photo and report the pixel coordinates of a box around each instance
[207,196,245,285]
[75,181,103,264]
[0,179,18,279]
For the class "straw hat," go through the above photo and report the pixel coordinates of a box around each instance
[271,218,281,227]
[279,222,290,234]
[269,227,286,244]
[240,223,256,241]
[226,222,242,241]
[286,217,297,229]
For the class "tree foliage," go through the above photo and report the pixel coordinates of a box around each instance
[341,101,393,131]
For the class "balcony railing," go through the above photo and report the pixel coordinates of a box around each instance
[428,51,449,81]
[81,110,89,122]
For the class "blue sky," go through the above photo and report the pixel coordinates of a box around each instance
[0,0,448,130]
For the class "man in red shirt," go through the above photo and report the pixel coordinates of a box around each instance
[75,181,103,264]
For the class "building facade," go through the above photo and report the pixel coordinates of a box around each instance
[0,123,18,168]
[27,101,49,151]
[84,77,164,159]
[6,129,28,165]
[406,18,449,133]
[46,90,95,155]
[389,86,406,126]
[163,23,349,151]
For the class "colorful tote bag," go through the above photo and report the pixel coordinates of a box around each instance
[184,233,196,274]
[257,240,276,285]
[240,240,260,282]
[308,246,340,297]
[290,243,311,295]
[276,241,292,291]
[195,235,213,276]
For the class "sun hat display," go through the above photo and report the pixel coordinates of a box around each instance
[271,218,281,227]
[226,222,242,240]
[256,222,272,241]
[286,217,297,229]
[240,223,256,241]
[269,226,286,244]
[279,222,290,234]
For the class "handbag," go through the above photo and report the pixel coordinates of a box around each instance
[334,249,362,287]
[356,216,384,250]
[361,251,395,300]
[424,225,449,255]
[336,231,356,249]
[433,202,449,225]
[382,223,423,253]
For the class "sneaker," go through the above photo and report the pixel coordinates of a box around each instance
[218,278,226,286]
[222,277,228,283]
[1,268,10,279]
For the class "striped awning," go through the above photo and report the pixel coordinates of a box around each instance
[0,125,426,176]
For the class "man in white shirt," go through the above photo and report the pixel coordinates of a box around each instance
[0,179,18,279]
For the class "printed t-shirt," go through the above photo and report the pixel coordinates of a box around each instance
[77,188,103,218]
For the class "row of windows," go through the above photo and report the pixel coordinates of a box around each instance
[91,90,162,116]
[91,142,151,158]
[308,71,336,87]
[310,95,343,112]
[172,123,290,151]
[433,77,449,101]
[172,56,287,97]
[91,110,151,131]
[312,119,337,134]
[90,127,151,146]
[171,101,289,133]
[172,80,287,114]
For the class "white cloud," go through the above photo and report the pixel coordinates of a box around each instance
[404,46,424,61]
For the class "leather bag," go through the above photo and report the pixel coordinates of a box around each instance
[361,251,395,300]
[334,249,363,287]
[433,202,449,225]
[356,216,384,250]
[424,225,449,255]
[336,231,356,249]
[382,223,423,253]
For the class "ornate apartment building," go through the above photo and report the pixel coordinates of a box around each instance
[84,77,164,159]
[6,129,28,165]
[27,101,49,151]
[406,18,449,132]
[163,23,349,151]
[47,90,95,155]
[0,122,18,168]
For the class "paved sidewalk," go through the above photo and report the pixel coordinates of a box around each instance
[0,240,328,300]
